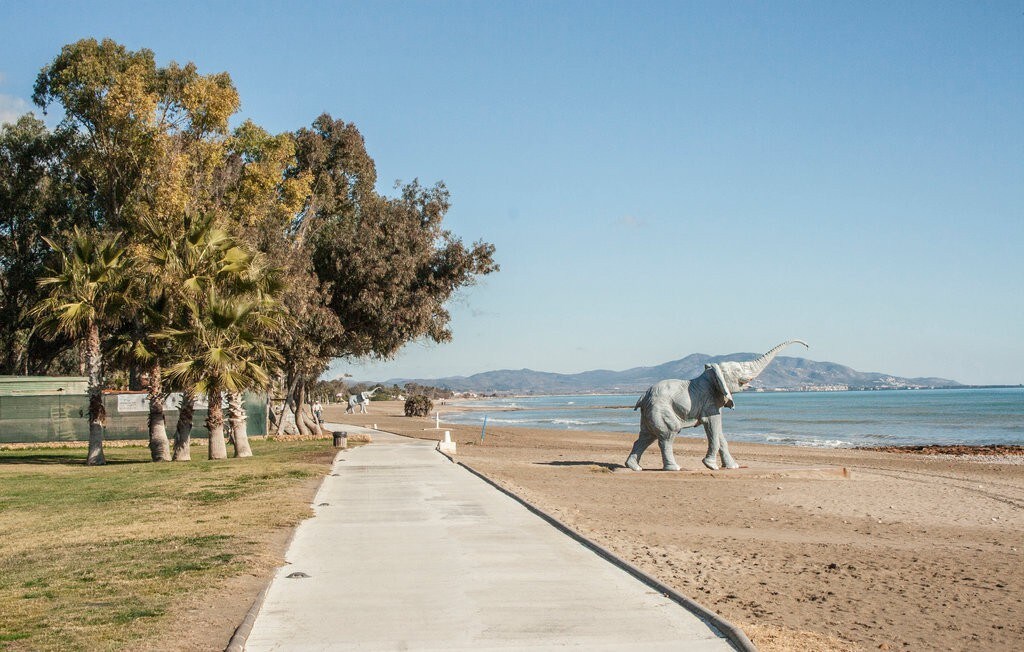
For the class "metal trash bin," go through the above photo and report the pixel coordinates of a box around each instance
[332,431,348,448]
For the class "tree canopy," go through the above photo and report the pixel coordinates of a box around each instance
[2,37,497,454]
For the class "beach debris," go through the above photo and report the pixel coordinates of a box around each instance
[860,444,1024,456]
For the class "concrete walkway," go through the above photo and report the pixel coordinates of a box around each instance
[243,425,741,651]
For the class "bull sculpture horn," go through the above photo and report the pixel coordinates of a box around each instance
[738,339,809,380]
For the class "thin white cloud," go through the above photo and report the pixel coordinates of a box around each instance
[0,94,31,126]
[616,215,646,229]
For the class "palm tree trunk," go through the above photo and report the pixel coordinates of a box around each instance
[173,389,195,461]
[227,391,252,457]
[206,389,227,460]
[147,361,171,461]
[85,322,106,466]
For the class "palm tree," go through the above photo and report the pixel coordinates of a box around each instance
[31,228,128,465]
[162,290,281,459]
[148,215,228,460]
[121,213,233,463]
[141,213,272,460]
[221,250,284,456]
[107,293,173,461]
[150,214,282,459]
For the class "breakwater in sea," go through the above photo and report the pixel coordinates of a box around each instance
[441,387,1024,448]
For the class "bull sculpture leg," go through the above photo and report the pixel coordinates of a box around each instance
[701,413,739,470]
[658,433,681,471]
[625,431,657,471]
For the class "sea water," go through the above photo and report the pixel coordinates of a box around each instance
[442,387,1024,448]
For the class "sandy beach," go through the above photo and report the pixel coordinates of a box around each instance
[326,400,1024,651]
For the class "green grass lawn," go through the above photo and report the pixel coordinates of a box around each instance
[0,440,338,651]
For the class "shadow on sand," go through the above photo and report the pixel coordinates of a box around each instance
[536,460,623,471]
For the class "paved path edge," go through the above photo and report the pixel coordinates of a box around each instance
[225,584,269,652]
[446,452,759,652]
[225,449,344,652]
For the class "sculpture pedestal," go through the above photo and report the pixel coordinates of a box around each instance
[437,430,457,455]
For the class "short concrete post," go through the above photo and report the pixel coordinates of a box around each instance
[437,430,457,455]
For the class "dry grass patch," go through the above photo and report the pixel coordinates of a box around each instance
[0,440,338,651]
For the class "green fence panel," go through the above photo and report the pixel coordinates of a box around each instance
[0,392,268,444]
[0,394,90,442]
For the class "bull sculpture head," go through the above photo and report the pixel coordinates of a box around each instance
[705,363,734,408]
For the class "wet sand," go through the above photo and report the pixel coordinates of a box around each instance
[325,401,1024,651]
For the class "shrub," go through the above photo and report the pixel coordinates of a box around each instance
[404,395,434,417]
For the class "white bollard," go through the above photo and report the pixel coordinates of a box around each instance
[435,412,441,429]
[438,430,457,455]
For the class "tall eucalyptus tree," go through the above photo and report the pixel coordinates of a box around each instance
[31,38,241,392]
[32,38,239,233]
[274,114,498,432]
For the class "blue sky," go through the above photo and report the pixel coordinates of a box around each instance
[2,1,1022,385]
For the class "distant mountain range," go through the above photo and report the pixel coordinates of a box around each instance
[370,353,961,395]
